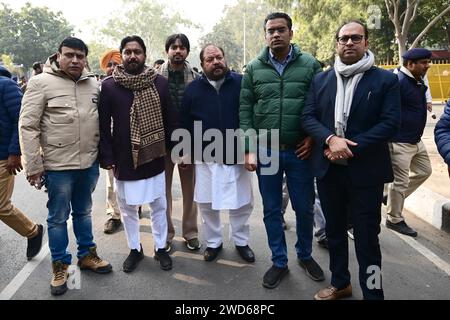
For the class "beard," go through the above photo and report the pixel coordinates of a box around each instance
[205,66,229,81]
[170,55,185,65]
[124,60,145,75]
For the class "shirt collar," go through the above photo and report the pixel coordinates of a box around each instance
[269,45,293,63]
[400,66,423,82]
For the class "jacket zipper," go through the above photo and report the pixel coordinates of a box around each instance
[263,53,299,144]
[279,78,283,136]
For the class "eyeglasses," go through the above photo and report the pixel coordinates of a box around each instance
[266,27,288,36]
[336,35,365,45]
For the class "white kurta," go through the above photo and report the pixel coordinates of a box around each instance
[115,171,167,250]
[115,171,165,206]
[194,163,253,210]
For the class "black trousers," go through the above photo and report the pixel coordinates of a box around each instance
[317,164,384,300]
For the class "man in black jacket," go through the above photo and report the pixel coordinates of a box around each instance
[301,21,401,300]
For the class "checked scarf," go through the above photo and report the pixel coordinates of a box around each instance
[113,65,166,169]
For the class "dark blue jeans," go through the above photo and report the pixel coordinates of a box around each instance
[256,148,314,268]
[45,162,99,264]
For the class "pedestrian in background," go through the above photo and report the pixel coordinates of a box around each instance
[0,65,44,262]
[99,49,123,235]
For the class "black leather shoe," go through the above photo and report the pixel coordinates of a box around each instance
[27,224,44,260]
[123,245,144,273]
[203,244,223,262]
[262,265,289,289]
[154,248,173,271]
[236,245,255,263]
[298,257,325,281]
[386,220,418,237]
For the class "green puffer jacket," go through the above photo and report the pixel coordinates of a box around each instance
[240,44,321,152]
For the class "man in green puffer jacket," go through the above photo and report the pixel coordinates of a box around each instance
[240,12,324,290]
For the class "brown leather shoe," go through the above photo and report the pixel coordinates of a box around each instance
[314,284,352,300]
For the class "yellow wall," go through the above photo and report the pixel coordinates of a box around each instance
[379,64,450,102]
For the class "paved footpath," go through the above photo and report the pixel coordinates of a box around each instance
[0,107,449,302]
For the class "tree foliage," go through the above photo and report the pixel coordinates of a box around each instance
[407,0,450,49]
[86,42,113,75]
[0,54,22,76]
[97,0,197,63]
[0,2,73,68]
[268,0,391,64]
[385,0,450,60]
[200,0,277,71]
[267,0,449,64]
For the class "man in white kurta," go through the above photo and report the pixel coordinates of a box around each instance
[179,44,255,262]
[99,36,178,272]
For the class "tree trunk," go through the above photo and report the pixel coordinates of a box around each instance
[447,26,450,51]
[397,35,407,64]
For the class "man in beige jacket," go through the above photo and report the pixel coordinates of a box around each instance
[19,37,112,296]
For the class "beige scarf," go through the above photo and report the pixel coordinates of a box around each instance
[113,66,166,169]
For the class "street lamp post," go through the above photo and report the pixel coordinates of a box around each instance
[243,8,246,67]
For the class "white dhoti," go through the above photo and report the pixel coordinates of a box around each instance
[194,163,253,248]
[115,172,167,251]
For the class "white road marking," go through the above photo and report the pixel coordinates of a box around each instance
[172,251,254,268]
[382,216,450,276]
[172,273,213,286]
[216,259,254,268]
[0,243,50,300]
[0,221,73,300]
[172,251,204,261]
[391,231,450,277]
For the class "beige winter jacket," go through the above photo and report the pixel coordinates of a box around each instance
[19,54,100,176]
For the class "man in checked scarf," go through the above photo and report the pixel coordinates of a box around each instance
[99,35,178,273]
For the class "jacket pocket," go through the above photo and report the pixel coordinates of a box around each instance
[47,135,76,148]
[47,97,76,124]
